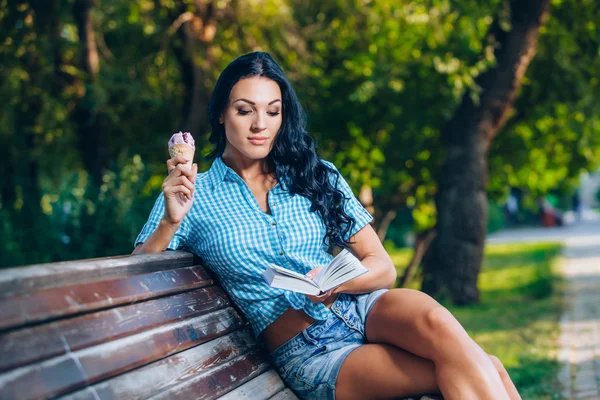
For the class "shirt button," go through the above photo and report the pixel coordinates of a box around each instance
[280,251,285,256]
[271,221,276,226]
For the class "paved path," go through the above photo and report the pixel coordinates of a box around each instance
[488,213,600,399]
[487,210,600,245]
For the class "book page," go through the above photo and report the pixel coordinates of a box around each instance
[313,249,367,289]
[268,264,318,285]
[314,249,351,285]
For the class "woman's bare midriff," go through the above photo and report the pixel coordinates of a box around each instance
[260,293,340,353]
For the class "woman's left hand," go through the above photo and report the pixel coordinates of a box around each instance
[306,289,335,303]
[304,266,335,303]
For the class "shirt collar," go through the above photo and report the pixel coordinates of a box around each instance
[209,156,228,192]
[209,156,290,192]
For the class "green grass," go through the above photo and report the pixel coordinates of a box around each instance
[389,242,565,400]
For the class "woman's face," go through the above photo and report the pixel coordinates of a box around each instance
[220,76,283,162]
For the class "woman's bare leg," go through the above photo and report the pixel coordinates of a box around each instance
[335,345,519,399]
[365,289,520,400]
[336,343,439,399]
[489,355,522,400]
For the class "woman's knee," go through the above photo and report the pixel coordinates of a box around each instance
[421,305,474,356]
[423,305,461,335]
[488,354,509,379]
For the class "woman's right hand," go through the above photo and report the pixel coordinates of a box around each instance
[162,156,198,226]
[304,266,335,303]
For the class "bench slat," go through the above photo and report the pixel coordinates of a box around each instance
[0,251,312,400]
[0,251,194,298]
[0,266,212,331]
[269,389,299,399]
[0,286,229,373]
[58,328,259,400]
[0,307,246,399]
[218,369,286,400]
[148,350,270,400]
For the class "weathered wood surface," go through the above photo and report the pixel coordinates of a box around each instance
[148,350,270,400]
[219,369,287,400]
[269,389,299,399]
[0,265,213,331]
[0,251,445,400]
[0,307,246,399]
[0,286,229,372]
[58,328,261,400]
[0,250,193,298]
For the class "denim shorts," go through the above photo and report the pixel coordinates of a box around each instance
[267,288,389,400]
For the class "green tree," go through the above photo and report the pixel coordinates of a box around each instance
[1,0,599,282]
[423,0,552,304]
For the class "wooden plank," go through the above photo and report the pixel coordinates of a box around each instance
[148,350,270,400]
[0,250,194,298]
[218,369,285,400]
[59,328,260,400]
[269,389,299,400]
[0,286,230,373]
[0,266,213,331]
[0,307,246,400]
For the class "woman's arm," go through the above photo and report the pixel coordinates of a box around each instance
[332,224,397,295]
[132,156,198,255]
[131,218,184,255]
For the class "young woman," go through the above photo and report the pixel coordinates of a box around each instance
[132,52,521,400]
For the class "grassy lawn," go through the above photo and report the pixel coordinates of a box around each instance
[389,242,565,399]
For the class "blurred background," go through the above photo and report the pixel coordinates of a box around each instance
[2,0,598,266]
[1,0,600,397]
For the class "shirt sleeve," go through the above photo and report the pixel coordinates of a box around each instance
[322,160,374,241]
[133,192,190,251]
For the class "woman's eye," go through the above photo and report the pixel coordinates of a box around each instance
[237,110,251,115]
[268,112,281,116]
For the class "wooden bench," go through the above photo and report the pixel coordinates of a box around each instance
[0,251,442,400]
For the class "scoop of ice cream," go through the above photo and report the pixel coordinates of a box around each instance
[168,131,195,148]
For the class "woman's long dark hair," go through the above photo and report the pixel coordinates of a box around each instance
[206,52,356,249]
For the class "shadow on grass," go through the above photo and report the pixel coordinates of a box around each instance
[507,355,563,400]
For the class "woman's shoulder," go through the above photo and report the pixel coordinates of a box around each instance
[319,158,339,172]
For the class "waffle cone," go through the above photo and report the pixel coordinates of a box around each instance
[169,144,195,170]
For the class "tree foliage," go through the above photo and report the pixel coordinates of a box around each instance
[1,0,598,269]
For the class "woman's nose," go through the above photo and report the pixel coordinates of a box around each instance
[251,113,267,132]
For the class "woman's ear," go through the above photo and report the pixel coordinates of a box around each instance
[219,114,224,124]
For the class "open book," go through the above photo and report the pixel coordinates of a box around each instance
[262,249,369,296]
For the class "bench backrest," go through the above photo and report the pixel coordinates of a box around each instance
[0,251,297,400]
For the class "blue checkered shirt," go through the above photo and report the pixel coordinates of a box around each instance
[134,156,373,337]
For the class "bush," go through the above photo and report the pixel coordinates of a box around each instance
[487,200,506,233]
[0,155,162,269]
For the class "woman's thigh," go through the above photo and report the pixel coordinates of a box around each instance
[365,288,463,361]
[336,343,439,400]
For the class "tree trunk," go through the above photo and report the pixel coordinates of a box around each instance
[375,209,397,242]
[10,6,50,266]
[398,229,436,288]
[72,0,110,187]
[422,0,551,304]
[373,190,407,242]
[359,185,374,215]
[168,0,220,136]
[73,0,99,79]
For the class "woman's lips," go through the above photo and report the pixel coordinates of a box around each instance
[249,136,268,145]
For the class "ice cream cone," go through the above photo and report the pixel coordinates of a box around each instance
[168,144,195,170]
